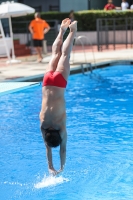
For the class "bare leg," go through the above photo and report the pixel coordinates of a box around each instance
[46,18,71,72]
[56,21,77,80]
[35,47,43,62]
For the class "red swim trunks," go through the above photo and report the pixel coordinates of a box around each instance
[42,71,67,88]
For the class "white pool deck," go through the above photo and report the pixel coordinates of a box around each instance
[0,48,133,82]
[0,82,40,96]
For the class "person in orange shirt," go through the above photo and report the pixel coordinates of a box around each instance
[29,12,50,62]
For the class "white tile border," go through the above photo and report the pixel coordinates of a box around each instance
[0,82,41,96]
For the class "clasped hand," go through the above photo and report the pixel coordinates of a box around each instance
[49,168,63,176]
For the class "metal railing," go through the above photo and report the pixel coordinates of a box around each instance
[97,18,133,51]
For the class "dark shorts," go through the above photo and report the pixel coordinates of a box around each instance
[33,39,43,47]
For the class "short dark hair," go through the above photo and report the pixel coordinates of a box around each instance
[44,130,62,148]
[35,12,41,18]
[70,10,74,14]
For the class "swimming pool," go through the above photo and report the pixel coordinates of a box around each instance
[0,64,133,200]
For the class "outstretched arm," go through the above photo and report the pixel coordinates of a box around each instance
[47,128,67,175]
[41,126,57,175]
[45,132,67,176]
[59,130,67,172]
[45,144,57,175]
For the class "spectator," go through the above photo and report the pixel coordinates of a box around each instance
[69,10,75,22]
[121,0,129,10]
[29,12,50,63]
[130,1,133,9]
[104,0,116,10]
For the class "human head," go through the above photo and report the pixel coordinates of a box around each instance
[69,10,74,17]
[70,10,74,14]
[34,12,41,19]
[108,0,113,3]
[44,129,62,148]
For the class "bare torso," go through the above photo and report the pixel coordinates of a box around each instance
[40,86,66,131]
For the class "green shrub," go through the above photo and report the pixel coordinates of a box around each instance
[12,10,133,32]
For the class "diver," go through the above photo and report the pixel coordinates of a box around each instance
[40,18,77,176]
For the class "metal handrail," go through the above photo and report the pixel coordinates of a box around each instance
[71,35,96,73]
[97,18,133,51]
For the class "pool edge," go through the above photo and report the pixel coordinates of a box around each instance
[3,59,133,82]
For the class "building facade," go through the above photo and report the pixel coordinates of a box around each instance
[0,0,125,12]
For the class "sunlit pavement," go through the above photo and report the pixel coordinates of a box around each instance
[0,45,133,82]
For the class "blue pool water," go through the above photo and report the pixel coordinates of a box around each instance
[0,65,133,200]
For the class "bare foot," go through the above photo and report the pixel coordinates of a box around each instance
[60,18,71,32]
[36,58,42,63]
[69,21,77,32]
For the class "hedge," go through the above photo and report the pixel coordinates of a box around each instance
[12,10,133,32]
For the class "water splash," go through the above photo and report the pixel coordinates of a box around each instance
[34,175,69,188]
[2,181,25,187]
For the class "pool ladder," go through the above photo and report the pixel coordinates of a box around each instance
[71,35,96,74]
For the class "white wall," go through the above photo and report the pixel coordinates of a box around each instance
[13,31,133,46]
[76,31,133,45]
[60,0,88,12]
[0,38,12,56]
